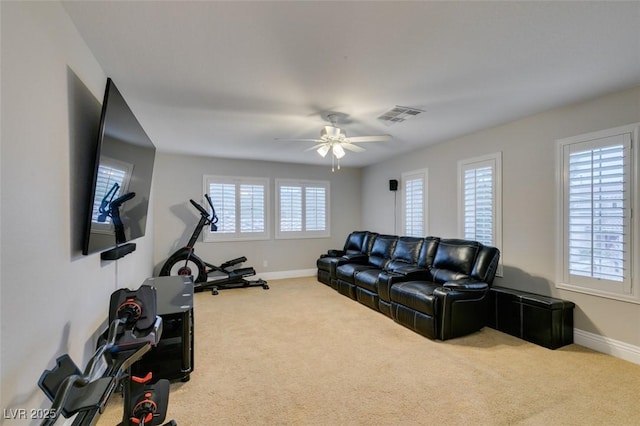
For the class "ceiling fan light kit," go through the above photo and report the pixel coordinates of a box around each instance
[276,112,392,172]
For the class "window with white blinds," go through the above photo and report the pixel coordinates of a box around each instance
[276,179,329,239]
[557,126,635,298]
[462,165,494,246]
[402,170,427,237]
[458,153,502,274]
[203,175,269,242]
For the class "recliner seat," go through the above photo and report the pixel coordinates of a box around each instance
[316,231,376,287]
[335,235,397,300]
[354,236,424,312]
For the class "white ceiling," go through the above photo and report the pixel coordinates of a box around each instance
[62,1,640,168]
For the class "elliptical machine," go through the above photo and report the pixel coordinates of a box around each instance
[159,194,268,295]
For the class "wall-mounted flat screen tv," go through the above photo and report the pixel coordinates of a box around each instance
[82,78,156,258]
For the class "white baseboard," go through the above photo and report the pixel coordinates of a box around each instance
[574,328,640,365]
[257,268,316,281]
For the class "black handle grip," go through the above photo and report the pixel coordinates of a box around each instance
[189,199,209,218]
[204,193,214,210]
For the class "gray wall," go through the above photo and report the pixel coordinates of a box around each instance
[362,86,640,346]
[1,2,156,415]
[152,153,362,276]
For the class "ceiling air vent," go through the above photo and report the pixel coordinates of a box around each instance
[377,106,425,126]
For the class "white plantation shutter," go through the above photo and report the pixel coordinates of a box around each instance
[279,186,302,232]
[458,153,502,276]
[240,184,265,233]
[204,176,269,241]
[557,124,640,301]
[563,135,631,290]
[305,186,326,231]
[276,179,329,238]
[403,174,424,237]
[210,183,236,233]
[463,165,494,246]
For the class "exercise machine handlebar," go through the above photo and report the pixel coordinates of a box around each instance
[40,317,125,426]
[189,199,209,218]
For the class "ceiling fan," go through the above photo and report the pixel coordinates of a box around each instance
[276,113,392,171]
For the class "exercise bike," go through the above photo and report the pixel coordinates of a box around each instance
[159,194,268,295]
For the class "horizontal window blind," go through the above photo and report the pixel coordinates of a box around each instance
[404,176,424,237]
[279,186,302,232]
[567,143,627,282]
[276,179,329,238]
[204,175,269,241]
[209,183,236,233]
[305,186,326,232]
[239,184,265,233]
[463,165,494,246]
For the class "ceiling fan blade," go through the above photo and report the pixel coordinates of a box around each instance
[304,143,328,152]
[347,135,392,143]
[341,143,365,152]
[274,138,323,143]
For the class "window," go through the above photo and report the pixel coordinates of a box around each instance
[276,179,329,239]
[401,170,428,237]
[557,124,638,301]
[458,153,502,274]
[203,175,269,242]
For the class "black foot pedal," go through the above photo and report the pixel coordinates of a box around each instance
[220,256,247,269]
[228,267,255,279]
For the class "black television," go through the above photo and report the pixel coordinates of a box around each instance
[82,78,156,259]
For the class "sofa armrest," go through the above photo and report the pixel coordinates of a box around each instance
[434,280,490,340]
[325,249,345,257]
[340,253,369,264]
[391,265,430,279]
[442,279,489,292]
[377,268,431,303]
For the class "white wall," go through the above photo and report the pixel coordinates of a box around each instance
[362,86,640,348]
[0,2,155,420]
[152,152,362,278]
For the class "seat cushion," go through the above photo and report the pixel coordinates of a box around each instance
[390,281,440,316]
[336,263,376,284]
[354,269,382,293]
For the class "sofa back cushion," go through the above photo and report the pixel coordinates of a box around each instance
[363,232,379,256]
[386,237,424,272]
[470,245,501,285]
[416,237,440,269]
[431,239,480,283]
[368,235,398,269]
[343,231,367,255]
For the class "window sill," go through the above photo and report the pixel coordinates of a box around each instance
[556,282,640,305]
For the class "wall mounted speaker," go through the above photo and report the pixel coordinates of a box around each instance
[389,179,398,191]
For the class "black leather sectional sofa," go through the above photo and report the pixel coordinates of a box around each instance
[317,231,500,340]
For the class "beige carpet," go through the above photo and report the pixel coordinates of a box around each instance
[98,277,640,425]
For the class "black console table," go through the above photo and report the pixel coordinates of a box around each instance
[488,286,575,349]
[132,275,194,382]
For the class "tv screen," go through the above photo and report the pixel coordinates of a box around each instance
[82,78,156,257]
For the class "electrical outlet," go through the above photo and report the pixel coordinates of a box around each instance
[263,260,268,268]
